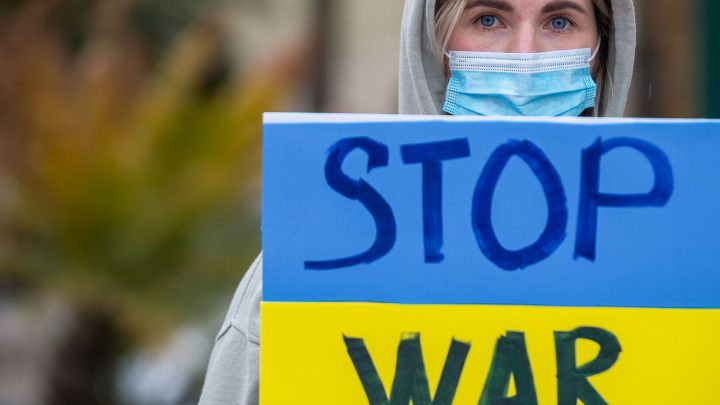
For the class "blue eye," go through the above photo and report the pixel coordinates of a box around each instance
[479,15,496,27]
[551,17,569,30]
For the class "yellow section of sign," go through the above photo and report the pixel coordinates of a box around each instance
[260,302,720,404]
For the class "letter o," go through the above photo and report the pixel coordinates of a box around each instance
[471,139,568,270]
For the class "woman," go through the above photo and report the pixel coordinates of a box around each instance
[401,0,634,117]
[198,0,636,403]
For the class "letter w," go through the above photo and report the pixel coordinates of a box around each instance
[343,333,470,405]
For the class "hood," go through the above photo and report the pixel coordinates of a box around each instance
[398,0,636,117]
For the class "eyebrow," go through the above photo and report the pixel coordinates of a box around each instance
[541,0,588,15]
[466,0,514,12]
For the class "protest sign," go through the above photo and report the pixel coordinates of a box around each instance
[261,113,720,404]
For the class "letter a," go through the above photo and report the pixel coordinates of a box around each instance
[479,331,538,405]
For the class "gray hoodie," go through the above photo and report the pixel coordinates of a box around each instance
[198,1,637,404]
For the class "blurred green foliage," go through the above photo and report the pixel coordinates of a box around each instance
[0,0,304,338]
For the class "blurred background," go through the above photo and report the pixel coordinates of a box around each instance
[0,0,717,404]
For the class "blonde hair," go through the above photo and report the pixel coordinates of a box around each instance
[433,0,468,61]
[433,0,613,116]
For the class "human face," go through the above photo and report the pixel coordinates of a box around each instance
[449,0,599,67]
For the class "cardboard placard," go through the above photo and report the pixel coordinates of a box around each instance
[261,113,720,404]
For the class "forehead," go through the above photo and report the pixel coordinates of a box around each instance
[465,0,595,14]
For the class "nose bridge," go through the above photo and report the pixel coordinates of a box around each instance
[509,22,539,53]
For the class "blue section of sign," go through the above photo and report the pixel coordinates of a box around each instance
[262,116,720,308]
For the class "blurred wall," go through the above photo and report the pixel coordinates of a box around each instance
[325,0,404,113]
[629,0,703,117]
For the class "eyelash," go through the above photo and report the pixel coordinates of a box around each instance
[546,15,577,35]
[472,14,504,31]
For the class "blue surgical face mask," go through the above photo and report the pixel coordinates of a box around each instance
[442,46,599,117]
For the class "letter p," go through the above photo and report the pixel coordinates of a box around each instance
[574,137,674,261]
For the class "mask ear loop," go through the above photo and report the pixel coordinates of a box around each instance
[589,39,602,62]
[588,39,602,117]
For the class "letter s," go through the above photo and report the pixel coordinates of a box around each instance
[305,137,396,270]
